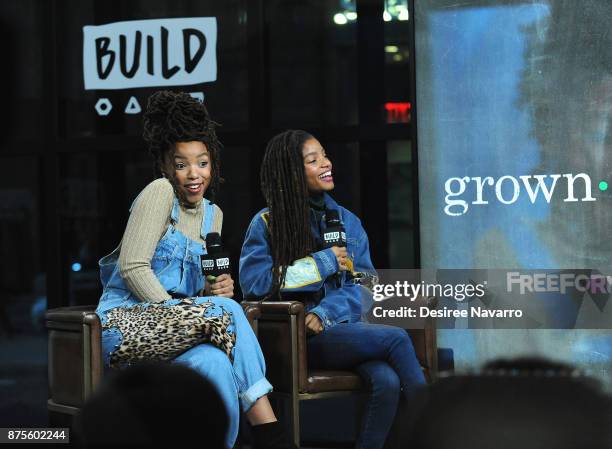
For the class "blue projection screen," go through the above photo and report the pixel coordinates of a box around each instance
[415,1,612,386]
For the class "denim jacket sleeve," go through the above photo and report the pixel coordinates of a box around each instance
[239,212,340,299]
[308,224,375,329]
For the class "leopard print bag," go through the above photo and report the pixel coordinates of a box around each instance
[102,298,236,369]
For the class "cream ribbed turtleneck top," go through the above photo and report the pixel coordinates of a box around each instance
[117,178,223,302]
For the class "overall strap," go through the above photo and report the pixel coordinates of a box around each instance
[170,197,181,225]
[200,199,216,242]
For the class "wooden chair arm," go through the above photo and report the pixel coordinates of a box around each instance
[241,300,307,393]
[242,300,305,315]
[241,302,262,335]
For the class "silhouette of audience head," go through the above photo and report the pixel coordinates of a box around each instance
[409,357,610,449]
[73,362,228,448]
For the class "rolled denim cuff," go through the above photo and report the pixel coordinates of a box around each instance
[239,377,274,413]
[309,306,334,330]
[312,248,339,279]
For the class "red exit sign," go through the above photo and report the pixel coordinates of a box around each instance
[385,102,411,123]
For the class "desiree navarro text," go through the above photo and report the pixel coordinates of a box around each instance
[372,306,523,319]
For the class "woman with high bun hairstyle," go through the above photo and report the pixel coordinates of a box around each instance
[96,91,294,449]
[240,130,426,449]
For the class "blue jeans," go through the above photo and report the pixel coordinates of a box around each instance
[308,322,426,449]
[101,297,272,449]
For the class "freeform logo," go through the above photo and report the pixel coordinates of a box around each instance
[202,259,214,269]
[443,173,596,216]
[507,271,612,295]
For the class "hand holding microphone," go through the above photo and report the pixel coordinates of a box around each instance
[209,274,234,297]
[330,246,349,271]
[201,232,234,298]
[322,209,348,286]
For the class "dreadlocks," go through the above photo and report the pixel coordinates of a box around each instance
[260,130,319,298]
[142,90,222,205]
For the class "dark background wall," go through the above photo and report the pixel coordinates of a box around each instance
[0,0,417,428]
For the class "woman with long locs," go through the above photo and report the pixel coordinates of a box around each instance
[240,130,426,449]
[95,91,294,449]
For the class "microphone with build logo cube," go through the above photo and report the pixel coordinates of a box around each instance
[201,232,231,284]
[322,209,347,287]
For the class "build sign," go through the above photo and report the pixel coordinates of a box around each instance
[83,17,217,90]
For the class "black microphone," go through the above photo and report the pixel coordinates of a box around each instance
[322,209,346,287]
[201,232,231,283]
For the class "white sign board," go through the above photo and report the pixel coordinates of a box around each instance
[83,17,217,90]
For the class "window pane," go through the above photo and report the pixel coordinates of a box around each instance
[58,149,152,305]
[57,0,248,139]
[384,0,412,117]
[0,154,47,426]
[388,140,414,267]
[0,1,45,146]
[268,0,358,127]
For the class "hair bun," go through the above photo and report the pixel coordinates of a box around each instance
[143,91,210,143]
[141,90,222,202]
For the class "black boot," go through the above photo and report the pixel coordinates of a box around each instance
[250,421,298,449]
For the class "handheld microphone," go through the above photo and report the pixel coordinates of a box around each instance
[201,232,231,283]
[322,209,346,287]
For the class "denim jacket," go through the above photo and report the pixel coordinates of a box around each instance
[239,194,376,329]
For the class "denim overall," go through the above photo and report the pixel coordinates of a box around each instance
[96,197,272,449]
